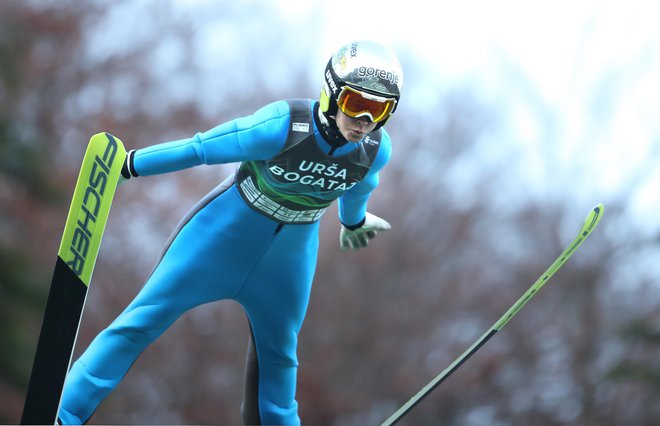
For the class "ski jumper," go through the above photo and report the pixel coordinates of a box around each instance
[58,99,392,425]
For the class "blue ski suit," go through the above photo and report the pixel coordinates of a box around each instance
[58,99,392,425]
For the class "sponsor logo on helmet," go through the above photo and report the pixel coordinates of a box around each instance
[325,70,339,95]
[339,56,347,71]
[334,46,350,71]
[358,66,400,86]
[350,42,358,58]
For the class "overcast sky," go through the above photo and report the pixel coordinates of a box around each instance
[310,0,659,223]
[131,0,660,227]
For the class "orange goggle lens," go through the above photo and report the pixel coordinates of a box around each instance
[336,86,396,123]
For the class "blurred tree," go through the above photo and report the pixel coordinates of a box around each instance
[609,319,660,388]
[603,318,660,425]
[0,2,98,422]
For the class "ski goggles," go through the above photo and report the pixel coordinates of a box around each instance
[336,86,397,123]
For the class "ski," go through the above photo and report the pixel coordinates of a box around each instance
[381,204,604,426]
[21,133,126,425]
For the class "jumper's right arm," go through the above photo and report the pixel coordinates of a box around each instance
[123,101,291,179]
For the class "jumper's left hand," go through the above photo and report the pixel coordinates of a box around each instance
[340,212,391,250]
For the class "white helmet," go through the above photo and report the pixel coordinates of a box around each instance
[320,40,403,130]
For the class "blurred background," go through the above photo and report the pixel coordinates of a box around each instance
[1,0,659,424]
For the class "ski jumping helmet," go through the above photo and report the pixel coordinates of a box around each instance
[320,40,403,132]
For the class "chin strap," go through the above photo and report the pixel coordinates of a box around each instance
[314,102,349,147]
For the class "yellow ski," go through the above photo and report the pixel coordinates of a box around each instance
[21,133,126,425]
[382,204,604,426]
